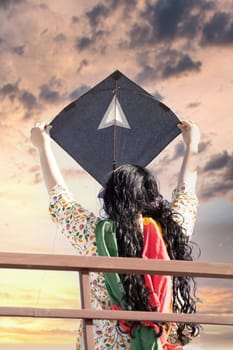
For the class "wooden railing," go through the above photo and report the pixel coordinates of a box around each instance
[0,252,233,348]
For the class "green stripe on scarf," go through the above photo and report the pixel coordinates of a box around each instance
[95,219,124,306]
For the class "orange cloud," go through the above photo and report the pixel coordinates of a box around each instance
[0,317,77,344]
[198,285,233,315]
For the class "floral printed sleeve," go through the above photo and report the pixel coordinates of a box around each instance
[171,182,198,237]
[49,184,98,256]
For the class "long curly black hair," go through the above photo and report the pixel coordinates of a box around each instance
[103,164,201,345]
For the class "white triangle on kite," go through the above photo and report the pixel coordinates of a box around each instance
[98,95,131,129]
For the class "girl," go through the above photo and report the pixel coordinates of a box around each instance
[31,120,201,349]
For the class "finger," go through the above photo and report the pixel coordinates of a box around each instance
[177,124,183,130]
[40,122,46,129]
[34,122,44,129]
[45,124,52,132]
[177,122,188,130]
[37,122,47,130]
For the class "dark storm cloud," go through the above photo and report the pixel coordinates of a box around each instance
[153,137,211,175]
[75,2,119,53]
[173,141,185,159]
[0,82,36,108]
[75,36,93,51]
[39,84,62,103]
[69,85,90,100]
[186,102,201,109]
[138,0,214,43]
[77,59,88,73]
[161,54,201,78]
[200,181,233,201]
[71,16,79,24]
[0,82,40,118]
[77,0,232,58]
[178,14,201,39]
[146,0,196,41]
[129,24,151,48]
[203,151,231,171]
[127,0,233,81]
[19,91,37,111]
[84,0,138,21]
[202,12,233,45]
[153,140,185,169]
[85,0,137,30]
[153,90,164,100]
[11,45,25,56]
[223,158,233,182]
[0,82,19,97]
[136,50,202,83]
[75,30,106,52]
[172,140,211,158]
[198,141,211,153]
[39,3,48,10]
[86,4,109,27]
[54,33,66,42]
[0,0,25,9]
[135,65,157,84]
[19,89,39,118]
[199,151,233,201]
[109,0,138,17]
[109,0,137,11]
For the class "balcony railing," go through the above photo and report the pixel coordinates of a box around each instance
[0,252,233,349]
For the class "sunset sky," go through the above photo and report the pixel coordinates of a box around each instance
[0,0,233,349]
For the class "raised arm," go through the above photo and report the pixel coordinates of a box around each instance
[30,122,65,193]
[177,121,200,190]
[171,121,200,237]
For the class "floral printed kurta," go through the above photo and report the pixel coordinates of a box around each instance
[49,183,198,350]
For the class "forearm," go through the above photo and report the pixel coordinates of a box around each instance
[177,144,198,190]
[39,145,65,193]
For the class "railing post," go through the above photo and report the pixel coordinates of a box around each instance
[79,270,94,349]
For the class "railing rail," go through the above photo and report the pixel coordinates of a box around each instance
[0,252,233,349]
[1,306,232,325]
[0,252,232,278]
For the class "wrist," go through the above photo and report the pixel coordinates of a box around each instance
[186,143,198,154]
[38,142,51,154]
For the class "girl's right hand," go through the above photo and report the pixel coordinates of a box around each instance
[177,120,200,152]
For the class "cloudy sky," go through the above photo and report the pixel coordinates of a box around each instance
[0,0,232,349]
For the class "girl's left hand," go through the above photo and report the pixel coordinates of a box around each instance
[31,122,52,151]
